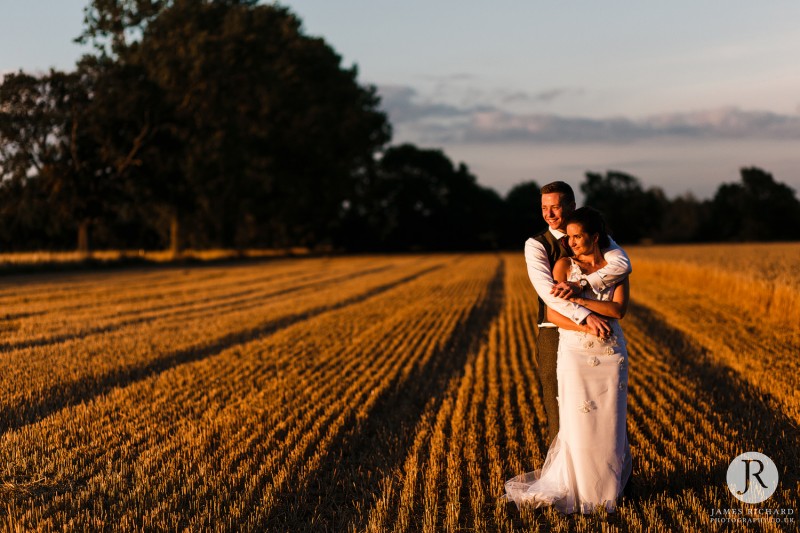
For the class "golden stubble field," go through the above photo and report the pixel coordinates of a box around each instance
[0,244,798,532]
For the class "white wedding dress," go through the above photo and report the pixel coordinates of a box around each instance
[504,259,632,514]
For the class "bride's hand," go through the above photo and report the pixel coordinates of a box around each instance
[583,313,612,338]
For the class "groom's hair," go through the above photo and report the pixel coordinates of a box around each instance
[540,181,575,205]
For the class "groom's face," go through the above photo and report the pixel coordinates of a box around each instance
[541,193,575,231]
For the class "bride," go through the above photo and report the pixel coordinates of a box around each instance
[503,206,632,514]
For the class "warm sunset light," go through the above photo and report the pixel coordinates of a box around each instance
[0,2,797,531]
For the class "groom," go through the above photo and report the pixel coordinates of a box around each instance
[525,181,631,442]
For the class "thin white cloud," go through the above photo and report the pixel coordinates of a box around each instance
[465,107,800,143]
[378,84,800,144]
[501,88,581,104]
[378,84,492,124]
[419,72,477,82]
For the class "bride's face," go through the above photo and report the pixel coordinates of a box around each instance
[566,223,599,255]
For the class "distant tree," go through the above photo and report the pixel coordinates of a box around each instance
[0,69,116,253]
[652,192,708,243]
[0,166,61,250]
[0,72,62,188]
[337,144,502,251]
[502,181,546,247]
[0,56,187,253]
[706,166,800,241]
[581,171,664,243]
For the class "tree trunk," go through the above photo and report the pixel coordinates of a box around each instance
[170,212,182,259]
[77,219,91,258]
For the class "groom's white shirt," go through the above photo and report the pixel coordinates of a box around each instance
[525,227,632,327]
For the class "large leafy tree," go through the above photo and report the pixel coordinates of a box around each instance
[80,0,391,250]
[78,54,188,253]
[0,58,169,253]
[0,69,120,253]
[0,72,68,249]
[707,167,800,241]
[79,0,173,57]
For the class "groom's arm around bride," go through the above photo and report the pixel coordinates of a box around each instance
[523,180,631,442]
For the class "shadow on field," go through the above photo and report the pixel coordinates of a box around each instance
[0,263,396,354]
[259,256,506,532]
[624,302,799,510]
[0,262,445,436]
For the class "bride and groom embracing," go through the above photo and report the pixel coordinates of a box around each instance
[502,181,633,514]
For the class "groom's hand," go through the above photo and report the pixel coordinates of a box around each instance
[584,313,611,338]
[550,281,580,299]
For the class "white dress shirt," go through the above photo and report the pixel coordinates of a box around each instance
[524,227,632,327]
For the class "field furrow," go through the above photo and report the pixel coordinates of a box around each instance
[0,249,797,532]
[628,243,800,425]
[0,257,446,433]
[0,257,405,346]
[0,254,505,531]
[362,253,798,532]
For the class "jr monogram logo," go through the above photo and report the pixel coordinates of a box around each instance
[726,452,779,504]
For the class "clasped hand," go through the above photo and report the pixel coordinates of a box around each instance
[550,281,580,299]
[550,281,612,338]
[583,313,612,339]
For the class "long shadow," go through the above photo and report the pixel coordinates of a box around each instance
[0,264,396,354]
[623,301,799,509]
[24,256,358,318]
[507,301,800,532]
[0,263,445,436]
[21,266,306,316]
[259,256,506,532]
[0,250,325,279]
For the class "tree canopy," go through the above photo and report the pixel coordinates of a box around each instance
[2,1,390,253]
[706,167,800,241]
[581,171,665,243]
[1,2,799,253]
[336,144,503,251]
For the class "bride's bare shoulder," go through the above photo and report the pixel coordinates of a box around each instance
[554,256,572,268]
[553,257,572,277]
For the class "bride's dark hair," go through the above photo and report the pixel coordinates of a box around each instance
[565,207,611,249]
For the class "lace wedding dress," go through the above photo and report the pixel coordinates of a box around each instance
[503,259,632,514]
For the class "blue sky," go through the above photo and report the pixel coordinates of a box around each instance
[3,1,800,199]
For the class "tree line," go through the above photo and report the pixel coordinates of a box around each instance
[1,1,799,254]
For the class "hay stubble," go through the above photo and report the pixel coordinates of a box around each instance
[1,248,797,531]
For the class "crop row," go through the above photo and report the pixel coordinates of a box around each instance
[1,251,797,531]
[0,254,501,530]
[0,255,443,433]
[360,253,797,532]
[627,257,800,426]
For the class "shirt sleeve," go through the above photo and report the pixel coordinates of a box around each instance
[524,238,591,325]
[584,237,632,294]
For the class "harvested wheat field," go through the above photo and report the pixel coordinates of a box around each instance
[0,247,798,532]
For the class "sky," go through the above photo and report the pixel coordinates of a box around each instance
[2,1,800,200]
